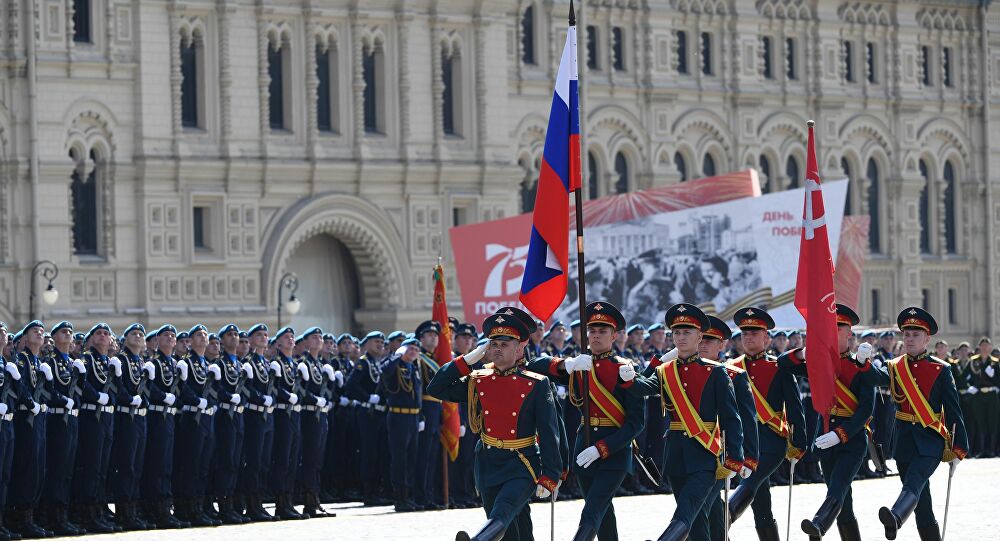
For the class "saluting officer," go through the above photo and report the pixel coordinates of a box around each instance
[268,327,305,520]
[624,304,744,541]
[345,331,391,507]
[378,338,423,512]
[428,312,562,541]
[109,323,152,531]
[414,321,446,511]
[528,301,646,541]
[239,323,277,522]
[211,324,250,525]
[725,307,807,541]
[778,304,875,541]
[875,307,969,541]
[295,327,334,517]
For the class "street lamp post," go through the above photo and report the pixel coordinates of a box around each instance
[29,260,60,321]
[277,272,301,328]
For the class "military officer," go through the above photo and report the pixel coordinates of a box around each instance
[966,338,998,457]
[296,327,334,517]
[545,320,583,500]
[623,325,645,364]
[527,301,646,541]
[239,323,276,522]
[623,304,744,541]
[725,307,808,541]
[875,307,969,541]
[268,327,305,520]
[109,323,152,531]
[211,324,250,524]
[777,305,876,540]
[386,331,406,356]
[378,338,423,512]
[414,321,445,510]
[428,312,562,541]
[345,331,391,506]
[0,322,19,540]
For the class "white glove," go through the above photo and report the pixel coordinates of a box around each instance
[321,365,336,381]
[872,358,884,369]
[64,397,75,410]
[739,465,753,479]
[164,393,176,406]
[242,362,254,379]
[334,371,345,387]
[229,393,241,405]
[556,385,568,400]
[660,348,679,363]
[855,343,874,364]
[72,359,86,374]
[986,364,996,378]
[949,457,961,469]
[726,468,738,480]
[0,403,7,415]
[789,457,800,467]
[368,394,381,405]
[198,398,208,410]
[130,395,142,407]
[288,393,299,405]
[418,421,426,432]
[39,362,53,381]
[30,401,41,415]
[535,484,552,499]
[263,395,274,407]
[394,346,407,356]
[564,354,593,373]
[270,360,282,375]
[465,343,488,365]
[208,364,221,380]
[619,363,636,382]
[339,396,350,407]
[816,430,840,449]
[4,362,20,380]
[109,357,123,377]
[968,386,979,395]
[297,362,310,379]
[459,425,467,437]
[576,446,601,468]
[316,397,328,408]
[143,361,155,379]
[97,392,110,406]
[176,360,189,381]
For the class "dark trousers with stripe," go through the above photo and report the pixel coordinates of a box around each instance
[577,468,626,539]
[239,411,273,495]
[42,414,78,506]
[669,471,717,529]
[0,420,15,508]
[819,442,867,524]
[141,412,175,500]
[359,410,387,488]
[691,479,725,541]
[387,413,418,493]
[897,457,942,528]
[479,478,535,537]
[173,412,214,498]
[270,411,300,494]
[110,413,146,502]
[414,403,442,505]
[8,412,47,508]
[212,411,244,498]
[298,411,329,493]
[729,450,785,527]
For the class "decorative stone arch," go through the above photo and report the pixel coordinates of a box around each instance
[360,26,388,54]
[916,118,970,165]
[839,114,894,159]
[698,140,726,178]
[314,23,341,53]
[672,108,733,159]
[261,193,412,314]
[588,104,646,164]
[587,143,610,197]
[671,142,697,182]
[265,21,294,51]
[512,114,546,206]
[177,16,207,47]
[64,102,118,259]
[607,140,641,193]
[755,146,782,192]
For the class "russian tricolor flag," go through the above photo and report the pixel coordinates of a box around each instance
[519,22,580,321]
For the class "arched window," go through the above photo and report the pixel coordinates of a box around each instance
[362,39,385,134]
[674,153,688,182]
[943,161,957,254]
[614,152,629,194]
[918,160,930,254]
[786,156,800,189]
[441,45,462,136]
[867,158,881,253]
[588,151,600,200]
[521,5,536,65]
[315,40,339,133]
[267,39,289,130]
[70,149,99,255]
[702,154,716,178]
[759,155,771,193]
[700,32,712,75]
[841,157,853,215]
[180,32,203,129]
[520,156,540,213]
[586,25,599,70]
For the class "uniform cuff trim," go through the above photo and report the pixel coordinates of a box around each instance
[596,439,610,459]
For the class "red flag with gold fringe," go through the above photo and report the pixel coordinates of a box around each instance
[433,263,461,461]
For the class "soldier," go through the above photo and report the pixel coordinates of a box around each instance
[329,333,359,502]
[870,331,898,467]
[295,327,334,517]
[641,322,672,496]
[545,320,582,500]
[428,312,562,541]
[211,324,251,524]
[725,307,808,541]
[268,327,305,520]
[623,325,645,364]
[172,324,220,527]
[237,332,250,359]
[0,322,19,540]
[378,338,423,512]
[142,324,188,529]
[777,305,877,540]
[320,332,341,503]
[966,338,998,457]
[527,301,646,541]
[875,307,969,541]
[174,332,190,359]
[385,331,406,356]
[7,321,52,538]
[620,304,744,541]
[239,323,277,522]
[37,322,85,536]
[414,321,445,511]
[109,323,152,531]
[345,331,391,507]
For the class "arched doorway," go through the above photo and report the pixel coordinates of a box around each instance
[284,234,361,333]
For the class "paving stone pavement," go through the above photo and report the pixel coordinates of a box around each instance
[53,458,1000,540]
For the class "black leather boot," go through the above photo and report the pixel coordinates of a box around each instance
[275,494,305,520]
[155,500,187,529]
[571,523,597,541]
[218,497,244,525]
[727,483,754,524]
[918,523,942,541]
[755,519,781,541]
[801,496,843,537]
[394,489,416,512]
[245,494,274,522]
[303,492,333,517]
[654,519,689,541]
[456,518,506,541]
[836,518,862,541]
[0,509,21,541]
[879,490,918,540]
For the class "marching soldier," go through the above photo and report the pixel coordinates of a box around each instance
[211,324,251,524]
[428,312,562,541]
[545,320,583,500]
[777,305,876,540]
[172,325,220,527]
[527,301,646,541]
[109,323,152,531]
[386,331,406,356]
[345,331,391,507]
[268,327,305,520]
[725,307,808,541]
[378,338,423,512]
[414,321,445,511]
[239,323,277,522]
[966,338,998,457]
[38,322,85,536]
[875,307,968,541]
[623,304,744,541]
[142,324,188,529]
[295,327,334,517]
[0,322,19,540]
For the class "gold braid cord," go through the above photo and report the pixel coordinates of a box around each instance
[888,362,906,406]
[569,372,585,408]
[467,377,483,435]
[398,366,413,394]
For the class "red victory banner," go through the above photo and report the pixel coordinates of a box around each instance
[432,263,461,461]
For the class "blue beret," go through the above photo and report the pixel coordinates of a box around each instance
[322,333,335,341]
[401,338,419,347]
[406,333,416,340]
[294,335,304,344]
[570,320,581,329]
[85,323,113,342]
[543,330,551,339]
[267,337,276,346]
[145,332,157,341]
[274,327,294,340]
[626,324,645,335]
[20,320,44,335]
[647,323,666,332]
[300,327,323,340]
[74,332,85,341]
[208,333,219,341]
[176,331,189,340]
[188,324,208,336]
[386,331,406,341]
[548,320,566,331]
[156,324,177,337]
[218,324,239,337]
[12,330,23,343]
[247,323,268,337]
[50,321,73,334]
[337,333,355,344]
[238,331,247,338]
[123,323,145,337]
[879,330,895,338]
[361,331,385,345]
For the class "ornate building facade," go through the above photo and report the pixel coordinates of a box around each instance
[0,0,997,339]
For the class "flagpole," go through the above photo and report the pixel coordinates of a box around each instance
[568,0,591,447]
